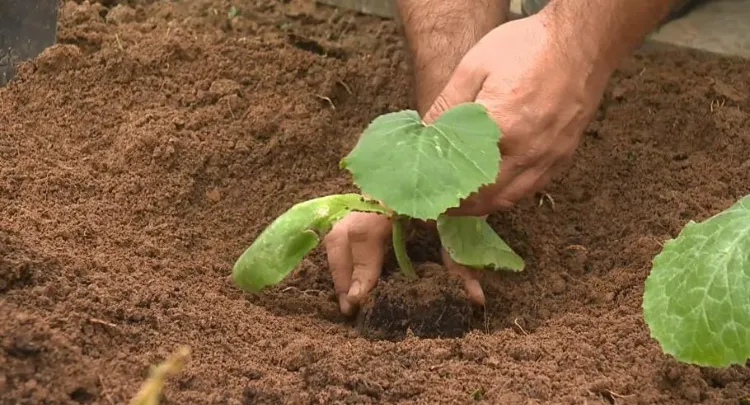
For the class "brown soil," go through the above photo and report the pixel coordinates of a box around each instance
[1,0,749,404]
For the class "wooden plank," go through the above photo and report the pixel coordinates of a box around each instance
[317,0,750,59]
[316,0,396,18]
[316,0,523,19]
[649,0,750,59]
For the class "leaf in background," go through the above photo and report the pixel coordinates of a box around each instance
[643,194,750,367]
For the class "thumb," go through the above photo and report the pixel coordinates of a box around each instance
[422,60,488,124]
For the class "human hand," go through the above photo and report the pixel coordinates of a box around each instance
[323,213,485,315]
[433,13,612,215]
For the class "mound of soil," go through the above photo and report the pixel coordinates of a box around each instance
[1,0,749,404]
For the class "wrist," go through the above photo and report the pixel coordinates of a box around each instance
[534,10,616,94]
[396,0,510,116]
[410,37,465,116]
[537,0,676,78]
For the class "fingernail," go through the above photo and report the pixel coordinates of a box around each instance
[339,294,354,315]
[348,281,361,299]
[467,280,486,306]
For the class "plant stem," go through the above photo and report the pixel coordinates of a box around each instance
[392,216,417,279]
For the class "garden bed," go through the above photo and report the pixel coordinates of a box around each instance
[1,0,749,404]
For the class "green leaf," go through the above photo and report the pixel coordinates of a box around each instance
[437,215,525,271]
[232,194,389,292]
[642,194,750,367]
[341,102,501,220]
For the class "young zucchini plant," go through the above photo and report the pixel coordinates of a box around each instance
[642,194,750,368]
[232,102,525,293]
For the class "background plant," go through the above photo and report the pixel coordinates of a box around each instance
[643,194,750,367]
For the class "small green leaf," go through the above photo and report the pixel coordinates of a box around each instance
[642,194,750,367]
[437,215,525,271]
[232,194,389,292]
[341,102,501,220]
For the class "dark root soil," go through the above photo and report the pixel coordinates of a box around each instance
[356,263,473,341]
[2,0,750,404]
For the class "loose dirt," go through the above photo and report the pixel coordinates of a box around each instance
[1,1,749,404]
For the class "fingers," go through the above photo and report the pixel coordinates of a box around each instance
[326,213,491,314]
[441,247,486,306]
[445,155,526,216]
[323,212,391,315]
[422,56,488,124]
[446,154,559,216]
[347,213,391,303]
[489,168,543,210]
[444,187,498,217]
[325,216,356,315]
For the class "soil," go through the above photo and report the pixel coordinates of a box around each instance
[1,0,749,404]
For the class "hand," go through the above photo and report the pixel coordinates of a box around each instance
[323,213,485,315]
[434,14,612,215]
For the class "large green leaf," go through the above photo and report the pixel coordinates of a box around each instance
[437,215,525,271]
[340,102,501,220]
[642,194,750,367]
[232,194,389,292]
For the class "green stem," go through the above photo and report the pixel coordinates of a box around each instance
[392,216,417,279]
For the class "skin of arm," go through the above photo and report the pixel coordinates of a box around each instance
[394,0,509,116]
[537,0,680,100]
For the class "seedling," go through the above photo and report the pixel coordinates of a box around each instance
[643,194,750,368]
[232,102,525,293]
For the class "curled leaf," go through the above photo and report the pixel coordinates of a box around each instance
[232,194,389,292]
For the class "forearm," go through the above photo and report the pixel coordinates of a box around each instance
[395,0,509,115]
[541,0,678,80]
